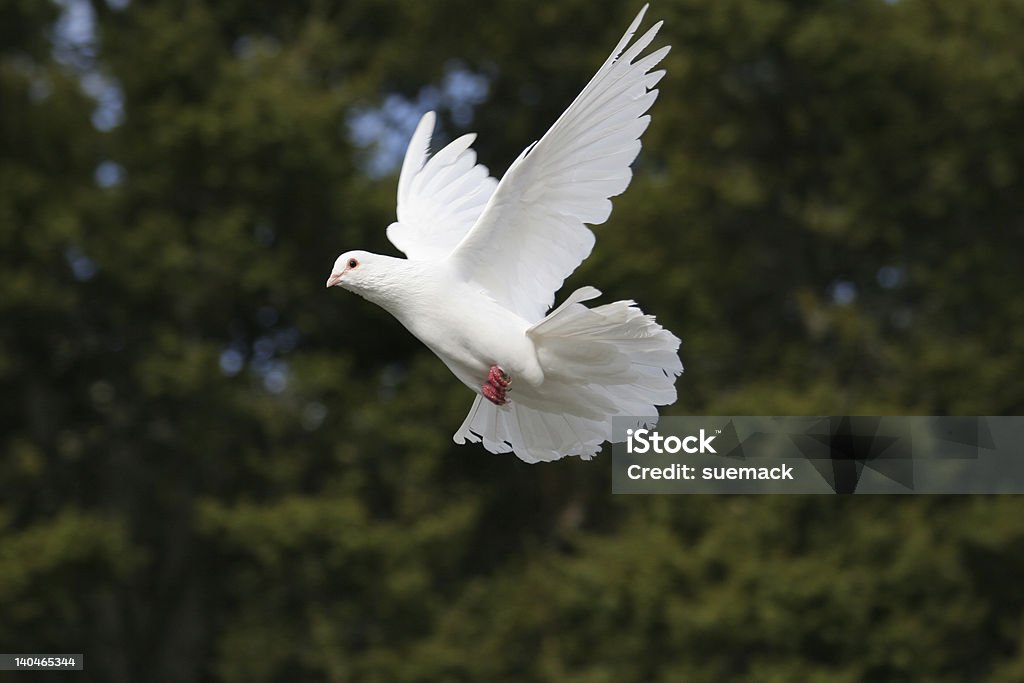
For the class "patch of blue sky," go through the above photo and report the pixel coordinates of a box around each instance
[830,280,857,306]
[51,0,125,131]
[347,62,490,177]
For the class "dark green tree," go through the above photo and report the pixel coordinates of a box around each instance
[1,1,1023,681]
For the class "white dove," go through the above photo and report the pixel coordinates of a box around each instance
[327,5,682,463]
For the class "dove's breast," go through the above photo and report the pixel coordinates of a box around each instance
[388,272,545,390]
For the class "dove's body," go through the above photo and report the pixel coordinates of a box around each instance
[342,254,544,389]
[327,5,682,462]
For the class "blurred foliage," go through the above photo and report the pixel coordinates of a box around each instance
[2,0,1024,681]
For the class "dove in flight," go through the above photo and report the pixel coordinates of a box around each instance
[327,4,682,463]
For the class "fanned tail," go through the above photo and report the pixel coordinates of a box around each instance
[453,287,682,463]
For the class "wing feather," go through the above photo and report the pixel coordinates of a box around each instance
[446,5,669,320]
[387,112,499,260]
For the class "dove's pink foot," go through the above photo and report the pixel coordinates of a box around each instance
[488,365,511,389]
[482,383,507,405]
[482,365,511,405]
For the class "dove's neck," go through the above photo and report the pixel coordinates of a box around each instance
[352,256,439,319]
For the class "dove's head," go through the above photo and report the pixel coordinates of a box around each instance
[326,250,377,290]
[326,250,410,307]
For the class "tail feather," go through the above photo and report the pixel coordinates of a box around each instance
[453,287,682,463]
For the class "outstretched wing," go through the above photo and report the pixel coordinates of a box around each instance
[386,111,499,260]
[446,5,669,320]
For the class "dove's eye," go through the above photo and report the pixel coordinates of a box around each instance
[348,258,359,269]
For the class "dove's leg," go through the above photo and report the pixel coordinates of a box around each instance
[482,365,511,405]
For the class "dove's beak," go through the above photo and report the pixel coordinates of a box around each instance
[325,272,343,288]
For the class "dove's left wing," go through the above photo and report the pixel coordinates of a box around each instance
[447,5,669,321]
[386,111,499,260]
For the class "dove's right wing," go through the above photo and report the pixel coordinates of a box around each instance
[446,5,668,321]
[386,111,499,261]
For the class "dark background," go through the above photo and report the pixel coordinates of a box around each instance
[2,0,1023,680]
